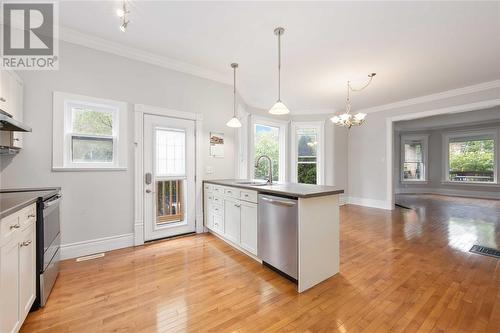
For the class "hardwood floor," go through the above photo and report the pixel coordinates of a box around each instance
[22,198,500,332]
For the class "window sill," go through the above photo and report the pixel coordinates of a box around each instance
[441,181,498,187]
[52,167,127,172]
[401,180,428,185]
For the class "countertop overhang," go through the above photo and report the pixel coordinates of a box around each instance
[0,188,61,219]
[203,179,344,198]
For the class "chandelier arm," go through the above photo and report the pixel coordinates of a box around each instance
[349,75,374,92]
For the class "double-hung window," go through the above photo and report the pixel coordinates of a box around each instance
[443,130,497,184]
[53,92,128,170]
[291,122,324,184]
[401,135,428,182]
[251,116,287,183]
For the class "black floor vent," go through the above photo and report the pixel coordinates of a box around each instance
[470,245,500,259]
[395,203,412,210]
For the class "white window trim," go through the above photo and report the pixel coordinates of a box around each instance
[249,115,288,183]
[52,91,128,171]
[400,134,429,184]
[442,129,498,185]
[290,121,325,185]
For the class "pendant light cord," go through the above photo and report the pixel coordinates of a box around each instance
[278,31,281,101]
[233,65,237,117]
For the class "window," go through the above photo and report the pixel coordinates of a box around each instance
[251,116,287,182]
[291,122,324,184]
[401,135,428,182]
[444,131,497,183]
[53,92,128,170]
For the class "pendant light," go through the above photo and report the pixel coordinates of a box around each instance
[269,27,290,115]
[226,63,242,128]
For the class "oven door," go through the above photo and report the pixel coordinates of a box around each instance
[43,194,61,262]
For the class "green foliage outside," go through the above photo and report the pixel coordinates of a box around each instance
[254,127,279,181]
[71,109,114,162]
[298,163,317,184]
[449,139,494,181]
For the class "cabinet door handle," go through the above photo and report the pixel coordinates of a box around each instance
[234,203,241,208]
[0,97,6,102]
[28,214,36,218]
[21,240,32,247]
[10,224,20,230]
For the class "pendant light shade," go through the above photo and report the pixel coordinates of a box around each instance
[269,27,290,115]
[226,63,242,128]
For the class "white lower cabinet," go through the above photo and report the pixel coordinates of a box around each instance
[204,184,258,257]
[240,202,258,255]
[224,198,241,244]
[0,204,37,333]
[0,238,20,333]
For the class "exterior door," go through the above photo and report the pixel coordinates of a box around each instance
[144,114,196,241]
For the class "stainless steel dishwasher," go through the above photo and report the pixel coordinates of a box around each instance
[258,194,298,281]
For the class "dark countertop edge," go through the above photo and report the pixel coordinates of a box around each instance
[203,180,344,198]
[0,187,61,219]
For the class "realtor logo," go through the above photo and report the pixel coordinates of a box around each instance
[1,2,59,70]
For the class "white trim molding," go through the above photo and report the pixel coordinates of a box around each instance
[396,188,500,201]
[60,233,134,260]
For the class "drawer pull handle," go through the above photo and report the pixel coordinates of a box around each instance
[234,204,241,208]
[10,224,20,230]
[21,240,32,247]
[28,214,36,218]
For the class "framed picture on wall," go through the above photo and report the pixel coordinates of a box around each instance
[210,132,224,158]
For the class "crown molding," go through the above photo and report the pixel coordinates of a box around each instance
[357,79,500,114]
[59,26,232,85]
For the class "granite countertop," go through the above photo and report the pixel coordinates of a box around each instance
[0,188,60,219]
[203,179,344,198]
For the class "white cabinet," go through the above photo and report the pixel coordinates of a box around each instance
[0,204,36,333]
[19,223,35,321]
[204,184,258,258]
[0,70,24,148]
[240,202,258,255]
[0,238,20,333]
[224,198,241,244]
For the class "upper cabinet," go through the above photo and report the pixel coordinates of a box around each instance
[0,70,24,148]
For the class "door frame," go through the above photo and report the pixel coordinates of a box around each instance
[134,104,203,246]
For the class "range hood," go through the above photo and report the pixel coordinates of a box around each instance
[0,111,32,132]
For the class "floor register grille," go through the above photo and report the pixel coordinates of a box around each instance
[470,245,500,259]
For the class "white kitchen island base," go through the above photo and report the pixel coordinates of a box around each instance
[203,180,343,293]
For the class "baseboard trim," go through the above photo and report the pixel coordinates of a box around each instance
[60,233,134,260]
[347,196,392,210]
[396,188,500,200]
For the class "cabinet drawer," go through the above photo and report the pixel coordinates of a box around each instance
[240,190,258,203]
[212,186,224,195]
[224,187,240,199]
[212,195,223,205]
[20,204,36,228]
[213,214,224,234]
[211,203,224,217]
[203,184,212,193]
[1,213,20,243]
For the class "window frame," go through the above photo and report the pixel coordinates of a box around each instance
[249,115,288,183]
[290,121,325,185]
[53,91,128,171]
[400,134,429,184]
[442,129,498,185]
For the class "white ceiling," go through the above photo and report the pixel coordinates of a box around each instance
[59,1,500,114]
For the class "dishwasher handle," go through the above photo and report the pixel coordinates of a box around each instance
[261,196,296,207]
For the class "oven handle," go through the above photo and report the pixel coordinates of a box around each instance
[44,195,62,209]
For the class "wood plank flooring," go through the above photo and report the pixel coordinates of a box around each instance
[22,196,500,332]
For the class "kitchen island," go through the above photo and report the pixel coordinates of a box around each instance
[203,179,344,292]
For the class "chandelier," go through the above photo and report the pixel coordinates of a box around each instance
[331,73,376,129]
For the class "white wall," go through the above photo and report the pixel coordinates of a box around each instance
[348,84,500,209]
[0,41,238,248]
[394,119,500,199]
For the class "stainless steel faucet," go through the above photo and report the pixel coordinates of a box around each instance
[255,155,273,184]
